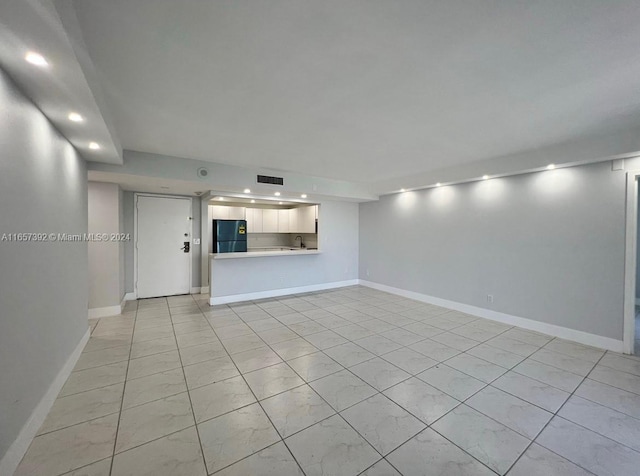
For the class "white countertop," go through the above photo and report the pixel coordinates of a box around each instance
[210,249,321,259]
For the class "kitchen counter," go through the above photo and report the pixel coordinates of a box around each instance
[210,249,321,260]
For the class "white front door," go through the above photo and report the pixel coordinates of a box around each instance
[136,195,191,298]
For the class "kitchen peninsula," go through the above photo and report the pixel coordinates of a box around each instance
[212,248,321,259]
[207,199,323,304]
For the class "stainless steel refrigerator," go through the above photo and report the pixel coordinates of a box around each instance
[212,219,247,253]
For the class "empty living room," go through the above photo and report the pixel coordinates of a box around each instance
[2,1,640,475]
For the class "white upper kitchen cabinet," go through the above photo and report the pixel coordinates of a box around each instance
[228,207,246,220]
[210,205,245,220]
[246,208,263,233]
[277,209,290,232]
[298,205,316,233]
[262,209,278,233]
[210,205,229,219]
[235,205,317,233]
[289,207,299,232]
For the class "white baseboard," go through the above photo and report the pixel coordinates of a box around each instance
[190,287,201,294]
[359,280,624,353]
[0,328,90,476]
[124,292,137,301]
[209,279,359,305]
[87,305,122,319]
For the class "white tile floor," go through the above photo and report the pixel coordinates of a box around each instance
[14,286,640,475]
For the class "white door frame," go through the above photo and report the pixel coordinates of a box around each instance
[623,167,640,354]
[134,193,193,298]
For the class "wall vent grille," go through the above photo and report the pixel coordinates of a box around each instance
[257,175,284,186]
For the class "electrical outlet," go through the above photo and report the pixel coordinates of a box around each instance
[487,294,494,303]
[193,238,201,245]
[366,268,370,277]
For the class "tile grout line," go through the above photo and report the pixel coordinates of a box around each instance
[231,293,515,475]
[82,303,217,464]
[583,366,640,396]
[532,385,640,456]
[567,370,640,417]
[392,326,607,474]
[500,351,608,476]
[225,291,528,475]
[109,425,203,465]
[353,302,508,475]
[200,300,310,476]
[254,295,398,474]
[205,440,293,475]
[166,295,211,476]
[387,314,553,474]
[220,295,361,457]
[218,289,428,474]
[395,385,499,475]
[285,291,564,476]
[107,299,139,476]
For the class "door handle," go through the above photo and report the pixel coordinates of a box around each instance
[181,241,190,253]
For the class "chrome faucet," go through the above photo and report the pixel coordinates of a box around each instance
[295,236,305,248]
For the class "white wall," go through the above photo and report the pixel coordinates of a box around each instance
[210,200,358,299]
[88,182,124,310]
[119,186,125,301]
[636,187,640,302]
[190,196,202,288]
[123,191,135,293]
[360,161,625,341]
[0,68,88,469]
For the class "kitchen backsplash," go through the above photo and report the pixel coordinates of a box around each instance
[289,234,318,249]
[247,233,317,249]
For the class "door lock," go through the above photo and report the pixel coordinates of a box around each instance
[181,241,190,253]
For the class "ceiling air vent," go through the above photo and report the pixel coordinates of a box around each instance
[257,174,284,186]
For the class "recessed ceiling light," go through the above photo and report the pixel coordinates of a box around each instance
[547,164,556,170]
[244,188,251,193]
[88,142,100,150]
[301,194,307,199]
[250,199,256,203]
[68,112,83,122]
[216,197,224,201]
[482,175,489,180]
[25,51,48,67]
[279,201,283,205]
[400,188,406,192]
[436,183,441,187]
[274,192,281,196]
